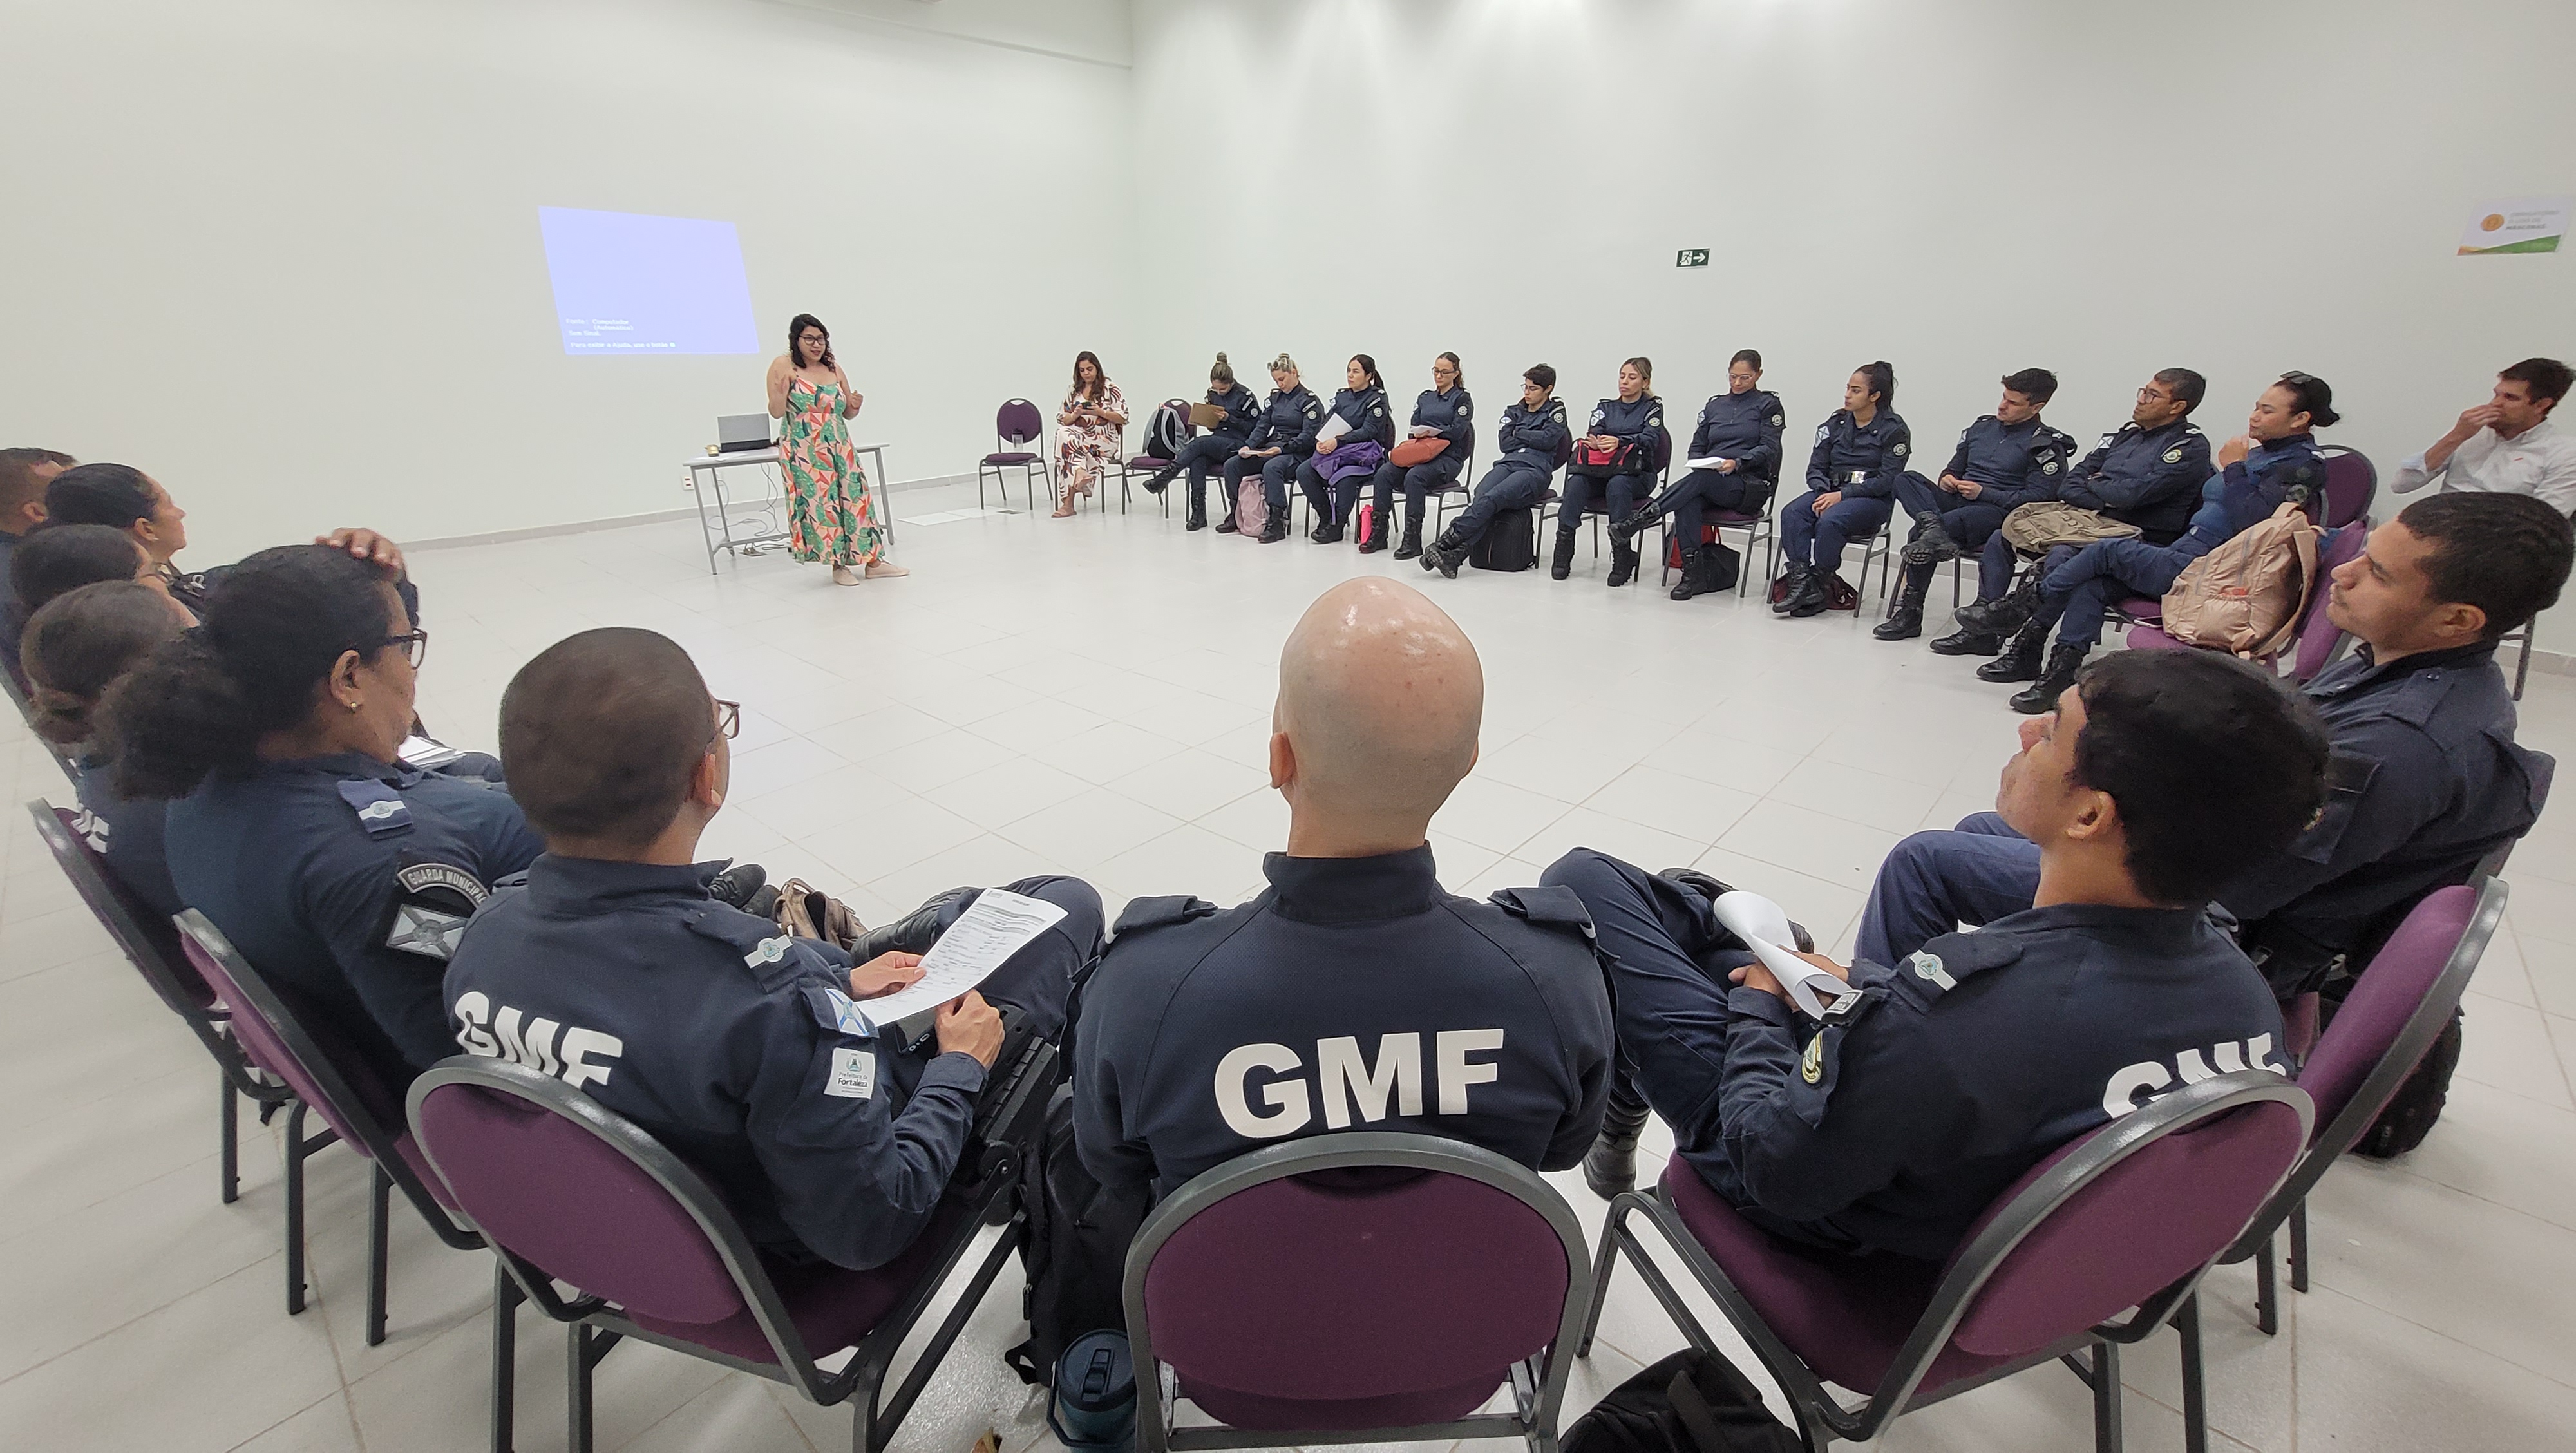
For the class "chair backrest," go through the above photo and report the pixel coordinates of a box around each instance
[2318,446,2377,529]
[27,799,212,1020]
[997,398,1044,446]
[1862,1072,2309,1413]
[2289,523,2369,681]
[1126,1132,1587,1432]
[2472,752,2553,882]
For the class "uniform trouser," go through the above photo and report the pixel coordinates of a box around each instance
[1539,848,1846,1251]
[1661,468,1761,544]
[1296,457,1367,524]
[1558,470,1648,535]
[1890,472,2009,552]
[1172,435,1242,515]
[1371,459,1461,522]
[1447,461,1551,544]
[1853,814,2039,969]
[2043,537,2200,649]
[1778,490,1893,572]
[1975,536,2083,604]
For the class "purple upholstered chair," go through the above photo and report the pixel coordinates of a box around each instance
[1124,1132,1591,1453]
[978,397,1052,510]
[406,1056,1027,1453]
[2317,444,2378,529]
[1578,1071,2310,1452]
[1653,468,1781,600]
[172,914,496,1374]
[1104,397,1194,520]
[2124,521,2365,679]
[28,800,295,1206]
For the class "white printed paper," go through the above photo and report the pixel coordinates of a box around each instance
[1685,457,1734,472]
[398,734,468,769]
[849,889,1068,1025]
[1710,890,1861,1020]
[1316,414,1353,444]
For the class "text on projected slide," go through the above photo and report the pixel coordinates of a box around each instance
[538,207,759,356]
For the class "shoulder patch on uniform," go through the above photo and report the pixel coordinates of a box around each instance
[1457,401,1472,418]
[395,860,488,905]
[1906,950,1958,991]
[1489,884,1595,934]
[2043,458,2060,473]
[1815,424,1832,444]
[1770,412,1784,426]
[1548,402,1568,421]
[802,978,876,1039]
[1113,895,1220,936]
[824,1046,876,1099]
[1891,440,1909,457]
[1591,406,1607,425]
[386,903,468,960]
[337,779,412,837]
[1917,928,2026,983]
[2163,446,2185,463]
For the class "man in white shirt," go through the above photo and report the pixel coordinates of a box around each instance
[2392,357,2576,515]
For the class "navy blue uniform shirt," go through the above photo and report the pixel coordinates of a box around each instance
[165,752,544,1090]
[1409,386,1475,460]
[1075,847,1615,1197]
[1942,415,2076,508]
[1688,391,1786,481]
[2224,641,2544,959]
[443,855,987,1271]
[73,755,180,923]
[1204,383,1262,444]
[1581,397,1669,473]
[1696,903,2286,1261]
[1804,409,1913,499]
[2056,419,2213,544]
[1495,397,1574,471]
[1324,385,1395,451]
[1246,385,1325,457]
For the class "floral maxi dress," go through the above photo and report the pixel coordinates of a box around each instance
[1056,383,1128,484]
[779,377,880,565]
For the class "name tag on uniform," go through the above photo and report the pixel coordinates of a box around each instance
[826,1047,876,1099]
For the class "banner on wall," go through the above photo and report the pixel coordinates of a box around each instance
[2458,198,2571,256]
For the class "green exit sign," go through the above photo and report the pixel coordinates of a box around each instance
[1676,248,1710,268]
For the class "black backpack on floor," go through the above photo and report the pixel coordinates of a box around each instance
[1563,1349,1803,1453]
[1007,1085,1151,1388]
[1471,506,1539,571]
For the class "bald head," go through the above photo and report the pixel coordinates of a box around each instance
[1275,578,1483,842]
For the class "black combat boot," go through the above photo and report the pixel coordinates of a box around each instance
[1258,515,1289,544]
[708,862,767,909]
[1770,561,1811,616]
[1312,517,1345,545]
[1873,559,1937,640]
[1213,508,1238,535]
[1961,571,2043,636]
[1394,509,1425,561]
[1549,527,1579,580]
[1670,545,1705,600]
[1976,620,2049,682]
[1607,537,1639,588]
[1929,623,2005,656]
[1609,498,1662,544]
[1419,528,1466,578]
[2011,641,2090,714]
[1911,514,1963,563]
[1143,465,1173,495]
[1785,568,1833,618]
[1184,486,1208,532]
[1582,1079,1654,1199]
[854,887,982,962]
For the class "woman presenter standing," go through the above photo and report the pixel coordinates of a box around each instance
[766,314,905,585]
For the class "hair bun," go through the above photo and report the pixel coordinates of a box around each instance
[1213,352,1227,365]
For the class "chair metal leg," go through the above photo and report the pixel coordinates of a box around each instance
[1574,1194,1634,1358]
[568,1325,600,1453]
[2514,625,2533,700]
[284,1101,312,1316]
[2289,1199,2310,1295]
[491,1262,520,1453]
[366,1162,393,1347]
[2090,1342,2123,1453]
[220,1074,241,1206]
[2254,1232,2278,1336]
[2175,1295,2207,1453]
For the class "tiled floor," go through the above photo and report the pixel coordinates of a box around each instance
[3,479,2572,1452]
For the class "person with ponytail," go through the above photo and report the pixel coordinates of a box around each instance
[1296,354,1394,545]
[1365,352,1473,559]
[1774,362,1911,618]
[1555,357,1667,585]
[103,544,544,1089]
[1986,372,2342,712]
[22,580,195,917]
[1148,353,1262,531]
[1221,354,1324,543]
[1614,350,1785,600]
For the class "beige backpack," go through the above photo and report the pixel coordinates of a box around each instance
[2159,502,2323,658]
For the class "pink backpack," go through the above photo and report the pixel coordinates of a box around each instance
[1234,475,1269,538]
[2159,501,2323,658]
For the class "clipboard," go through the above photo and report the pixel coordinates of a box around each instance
[1188,402,1227,428]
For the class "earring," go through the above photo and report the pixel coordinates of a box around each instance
[345,698,363,714]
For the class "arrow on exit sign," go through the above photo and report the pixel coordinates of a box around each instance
[1676,249,1710,267]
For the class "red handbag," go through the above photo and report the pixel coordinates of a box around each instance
[1573,439,1641,473]
[1389,436,1451,468]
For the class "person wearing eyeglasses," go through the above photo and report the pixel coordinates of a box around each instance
[100,545,547,1093]
[439,626,1101,1271]
[1363,353,1475,560]
[1932,369,2212,660]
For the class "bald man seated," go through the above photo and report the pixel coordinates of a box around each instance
[1074,578,1616,1197]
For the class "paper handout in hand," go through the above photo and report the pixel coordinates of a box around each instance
[1684,456,1734,472]
[1710,890,1862,1020]
[1188,402,1227,428]
[1315,413,1353,444]
[844,888,1068,1027]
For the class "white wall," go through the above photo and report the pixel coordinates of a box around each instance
[0,0,1135,562]
[1126,0,2576,520]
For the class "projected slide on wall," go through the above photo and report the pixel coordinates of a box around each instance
[539,207,760,355]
